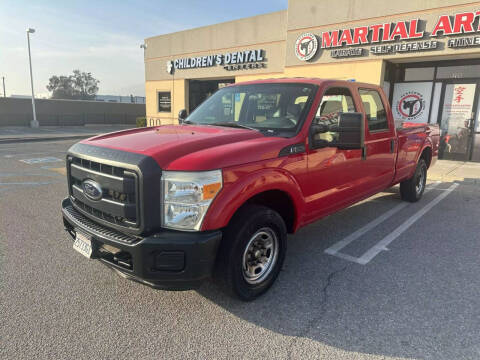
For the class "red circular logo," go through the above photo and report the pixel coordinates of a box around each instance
[397,93,424,119]
[295,33,318,61]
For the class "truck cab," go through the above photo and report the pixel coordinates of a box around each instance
[62,78,439,300]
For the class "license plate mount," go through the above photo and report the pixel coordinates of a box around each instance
[73,232,94,258]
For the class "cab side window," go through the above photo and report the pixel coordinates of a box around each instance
[359,89,388,131]
[313,87,356,145]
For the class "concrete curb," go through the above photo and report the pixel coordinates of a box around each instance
[0,134,97,144]
[428,174,480,184]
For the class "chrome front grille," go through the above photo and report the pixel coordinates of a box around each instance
[68,156,140,230]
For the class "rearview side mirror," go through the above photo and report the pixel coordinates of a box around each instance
[310,112,364,150]
[336,112,364,149]
[178,109,187,124]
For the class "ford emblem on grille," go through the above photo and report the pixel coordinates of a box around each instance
[82,179,103,201]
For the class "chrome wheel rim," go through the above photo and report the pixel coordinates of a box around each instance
[416,166,426,195]
[242,227,279,284]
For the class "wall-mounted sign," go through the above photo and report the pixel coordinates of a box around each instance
[158,92,171,112]
[295,33,318,61]
[167,49,266,74]
[448,36,480,48]
[392,82,432,123]
[295,10,480,60]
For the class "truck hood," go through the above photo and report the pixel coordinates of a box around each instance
[82,125,291,170]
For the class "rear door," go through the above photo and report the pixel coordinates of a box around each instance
[357,87,396,192]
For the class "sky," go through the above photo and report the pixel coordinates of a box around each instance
[0,0,287,98]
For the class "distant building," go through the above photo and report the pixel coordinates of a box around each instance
[95,95,145,104]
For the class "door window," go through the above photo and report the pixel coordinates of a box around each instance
[359,89,388,131]
[313,87,356,145]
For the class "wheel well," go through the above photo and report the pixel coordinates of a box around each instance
[420,147,432,168]
[243,190,296,233]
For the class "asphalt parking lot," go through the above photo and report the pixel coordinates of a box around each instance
[1,139,479,360]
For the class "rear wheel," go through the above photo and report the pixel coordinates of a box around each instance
[215,205,287,301]
[400,159,427,202]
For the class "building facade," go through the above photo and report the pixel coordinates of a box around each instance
[144,0,480,162]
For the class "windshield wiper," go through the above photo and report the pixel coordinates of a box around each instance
[210,122,260,132]
[181,120,197,125]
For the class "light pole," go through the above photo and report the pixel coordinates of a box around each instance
[27,28,39,128]
[2,77,5,97]
[140,43,148,123]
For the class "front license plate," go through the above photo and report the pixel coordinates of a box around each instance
[73,232,93,258]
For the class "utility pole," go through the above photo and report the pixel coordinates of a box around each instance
[27,28,39,128]
[2,77,5,97]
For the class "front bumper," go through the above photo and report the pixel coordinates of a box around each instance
[61,198,222,290]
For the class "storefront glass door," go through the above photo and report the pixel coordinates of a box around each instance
[438,81,479,161]
[472,99,480,162]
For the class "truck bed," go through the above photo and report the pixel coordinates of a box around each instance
[394,122,440,184]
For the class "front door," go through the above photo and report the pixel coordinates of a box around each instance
[438,81,479,161]
[305,85,365,221]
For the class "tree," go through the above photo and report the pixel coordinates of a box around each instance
[46,70,100,100]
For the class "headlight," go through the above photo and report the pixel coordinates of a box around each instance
[161,170,222,231]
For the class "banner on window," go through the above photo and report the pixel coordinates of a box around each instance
[392,82,433,123]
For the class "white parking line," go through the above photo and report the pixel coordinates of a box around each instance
[325,181,457,265]
[325,182,440,257]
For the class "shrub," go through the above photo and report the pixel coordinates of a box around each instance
[136,116,147,127]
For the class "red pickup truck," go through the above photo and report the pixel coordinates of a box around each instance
[62,78,439,300]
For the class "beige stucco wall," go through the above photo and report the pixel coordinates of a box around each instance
[145,10,287,59]
[144,10,287,82]
[145,79,186,125]
[286,0,476,31]
[236,59,384,84]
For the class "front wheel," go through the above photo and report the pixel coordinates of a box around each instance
[400,159,427,202]
[215,205,287,301]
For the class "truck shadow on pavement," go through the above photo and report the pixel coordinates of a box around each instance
[197,179,480,359]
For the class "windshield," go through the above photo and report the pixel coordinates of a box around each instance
[185,83,316,135]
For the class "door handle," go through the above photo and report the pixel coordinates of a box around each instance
[362,145,367,160]
[390,139,395,153]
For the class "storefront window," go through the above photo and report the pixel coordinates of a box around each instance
[404,67,435,81]
[437,65,480,79]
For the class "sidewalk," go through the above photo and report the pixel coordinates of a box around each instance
[0,125,133,144]
[428,160,480,184]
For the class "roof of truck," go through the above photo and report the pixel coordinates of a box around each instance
[228,78,380,89]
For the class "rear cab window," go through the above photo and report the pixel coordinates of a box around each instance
[358,89,389,132]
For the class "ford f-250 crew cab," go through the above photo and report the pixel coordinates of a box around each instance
[61,78,439,300]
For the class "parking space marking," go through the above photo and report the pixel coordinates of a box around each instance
[325,181,457,265]
[357,182,459,264]
[19,157,62,164]
[325,181,441,258]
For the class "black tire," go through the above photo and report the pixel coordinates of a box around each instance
[400,159,427,202]
[215,204,287,301]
